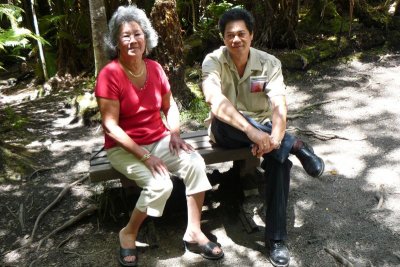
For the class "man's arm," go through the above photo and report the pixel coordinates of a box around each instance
[202,78,273,156]
[269,95,287,148]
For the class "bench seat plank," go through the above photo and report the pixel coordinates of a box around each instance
[89,130,258,183]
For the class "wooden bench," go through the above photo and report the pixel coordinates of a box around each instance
[89,130,261,193]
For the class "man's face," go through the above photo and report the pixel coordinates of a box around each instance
[223,20,253,57]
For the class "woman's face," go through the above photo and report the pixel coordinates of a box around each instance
[117,21,146,60]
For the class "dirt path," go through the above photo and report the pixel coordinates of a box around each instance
[1,52,400,267]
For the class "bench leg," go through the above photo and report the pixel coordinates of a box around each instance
[233,157,262,197]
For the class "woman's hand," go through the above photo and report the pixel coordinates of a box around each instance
[143,155,169,177]
[169,133,194,156]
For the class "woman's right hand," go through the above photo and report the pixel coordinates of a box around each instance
[143,155,169,177]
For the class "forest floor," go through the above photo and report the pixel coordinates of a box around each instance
[1,49,400,267]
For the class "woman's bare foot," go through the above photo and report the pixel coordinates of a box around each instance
[183,229,223,256]
[119,227,137,263]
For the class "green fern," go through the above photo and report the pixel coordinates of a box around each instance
[0,3,49,67]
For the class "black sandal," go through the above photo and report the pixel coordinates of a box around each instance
[118,247,138,266]
[183,240,224,260]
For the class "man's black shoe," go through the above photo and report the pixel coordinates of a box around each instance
[295,143,325,177]
[269,240,290,267]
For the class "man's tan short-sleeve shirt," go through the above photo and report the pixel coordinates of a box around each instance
[202,46,286,124]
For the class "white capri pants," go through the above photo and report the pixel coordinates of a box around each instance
[106,134,212,217]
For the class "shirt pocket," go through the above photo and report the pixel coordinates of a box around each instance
[249,76,270,94]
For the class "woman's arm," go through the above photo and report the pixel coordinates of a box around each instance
[161,92,193,155]
[97,97,168,176]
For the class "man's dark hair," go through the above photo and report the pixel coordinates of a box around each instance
[218,8,255,35]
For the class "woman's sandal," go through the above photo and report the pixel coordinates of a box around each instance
[118,247,138,266]
[183,240,224,260]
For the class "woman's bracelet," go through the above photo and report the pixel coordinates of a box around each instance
[140,153,151,162]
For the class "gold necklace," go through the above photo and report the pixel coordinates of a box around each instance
[120,60,145,78]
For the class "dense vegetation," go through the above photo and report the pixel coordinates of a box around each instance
[1,1,399,77]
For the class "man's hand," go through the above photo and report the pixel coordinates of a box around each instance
[169,133,194,156]
[247,127,274,157]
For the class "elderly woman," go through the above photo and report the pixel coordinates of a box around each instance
[94,5,224,266]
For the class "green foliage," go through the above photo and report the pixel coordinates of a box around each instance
[0,106,28,133]
[180,92,210,125]
[191,1,240,40]
[197,1,241,38]
[0,4,49,69]
[180,67,210,125]
[298,1,347,35]
[183,1,242,65]
[37,2,92,75]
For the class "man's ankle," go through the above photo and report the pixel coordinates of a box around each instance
[290,139,304,154]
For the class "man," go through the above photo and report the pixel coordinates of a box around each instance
[201,8,324,267]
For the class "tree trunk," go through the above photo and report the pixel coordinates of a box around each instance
[30,0,48,81]
[89,0,109,75]
[245,0,299,49]
[150,0,195,109]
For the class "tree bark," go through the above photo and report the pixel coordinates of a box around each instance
[88,0,109,75]
[150,0,195,109]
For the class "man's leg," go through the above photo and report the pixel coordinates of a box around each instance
[212,117,325,178]
[211,117,294,161]
[262,154,292,240]
[262,153,292,267]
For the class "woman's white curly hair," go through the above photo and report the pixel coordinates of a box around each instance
[104,5,158,59]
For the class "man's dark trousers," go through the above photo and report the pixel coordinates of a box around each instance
[211,116,294,241]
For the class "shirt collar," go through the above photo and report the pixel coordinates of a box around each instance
[222,46,263,74]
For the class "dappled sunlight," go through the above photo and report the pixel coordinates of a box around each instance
[309,139,368,178]
[293,199,315,228]
[71,186,94,199]
[282,54,400,266]
[4,250,22,264]
[366,168,400,187]
[0,184,20,192]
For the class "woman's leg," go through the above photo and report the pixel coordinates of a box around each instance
[119,208,148,263]
[107,145,174,264]
[152,135,222,257]
[183,192,222,256]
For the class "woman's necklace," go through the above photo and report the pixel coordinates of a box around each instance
[120,60,145,78]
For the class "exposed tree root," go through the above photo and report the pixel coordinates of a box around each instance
[57,234,74,248]
[324,247,354,266]
[36,205,98,251]
[394,251,400,261]
[29,175,89,242]
[287,127,366,141]
[26,167,54,180]
[18,203,25,231]
[287,99,337,119]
